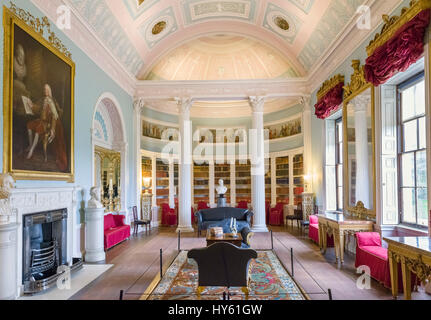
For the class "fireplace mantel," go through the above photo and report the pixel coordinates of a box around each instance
[8,186,82,297]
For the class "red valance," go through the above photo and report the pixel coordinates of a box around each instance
[314,82,344,120]
[365,9,431,86]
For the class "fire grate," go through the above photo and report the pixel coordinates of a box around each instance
[30,241,58,275]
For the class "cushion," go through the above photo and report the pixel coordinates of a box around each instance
[104,214,115,231]
[356,232,382,247]
[309,215,318,225]
[360,246,388,261]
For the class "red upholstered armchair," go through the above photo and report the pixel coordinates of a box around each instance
[269,203,284,226]
[309,215,334,247]
[197,202,210,211]
[191,207,196,225]
[104,214,130,250]
[236,201,249,209]
[355,232,416,292]
[161,203,177,226]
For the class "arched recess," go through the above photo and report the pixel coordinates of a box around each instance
[91,93,128,215]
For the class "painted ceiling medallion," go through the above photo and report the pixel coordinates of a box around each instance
[152,21,167,35]
[274,16,290,31]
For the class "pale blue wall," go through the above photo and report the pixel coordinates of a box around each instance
[310,0,412,208]
[0,0,136,222]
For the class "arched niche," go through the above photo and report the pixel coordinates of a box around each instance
[91,93,128,214]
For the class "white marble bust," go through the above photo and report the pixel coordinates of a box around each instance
[216,179,227,196]
[88,187,103,209]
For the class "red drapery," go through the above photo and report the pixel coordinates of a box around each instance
[314,82,344,120]
[365,9,431,86]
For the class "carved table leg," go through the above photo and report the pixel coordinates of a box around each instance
[318,222,323,250]
[400,257,412,300]
[333,229,340,264]
[339,231,345,264]
[322,225,328,254]
[388,250,398,299]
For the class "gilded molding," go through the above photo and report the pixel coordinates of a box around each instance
[346,201,374,220]
[343,60,369,101]
[8,2,72,59]
[367,0,431,57]
[316,74,345,101]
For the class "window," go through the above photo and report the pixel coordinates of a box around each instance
[335,118,343,211]
[397,73,428,229]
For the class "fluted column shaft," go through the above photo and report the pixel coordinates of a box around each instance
[249,96,269,232]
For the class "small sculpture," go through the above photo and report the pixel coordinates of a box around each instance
[88,186,104,209]
[0,173,15,199]
[215,179,227,197]
[0,173,16,223]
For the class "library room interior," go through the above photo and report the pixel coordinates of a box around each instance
[1,0,431,302]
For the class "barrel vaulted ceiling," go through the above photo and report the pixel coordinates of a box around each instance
[67,0,369,81]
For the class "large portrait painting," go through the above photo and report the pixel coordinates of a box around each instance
[3,6,75,181]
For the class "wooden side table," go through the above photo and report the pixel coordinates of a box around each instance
[206,230,243,247]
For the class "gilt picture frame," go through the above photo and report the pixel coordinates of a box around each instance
[3,5,75,182]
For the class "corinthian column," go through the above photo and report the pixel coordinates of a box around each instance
[301,96,313,192]
[176,98,194,233]
[249,96,269,232]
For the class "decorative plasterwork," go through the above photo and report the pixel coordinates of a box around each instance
[288,0,315,14]
[182,0,257,25]
[140,6,178,49]
[263,3,302,44]
[367,0,431,56]
[67,0,144,76]
[343,60,369,100]
[298,0,366,71]
[123,0,159,20]
[317,74,345,101]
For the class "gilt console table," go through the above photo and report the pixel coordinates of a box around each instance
[318,212,374,264]
[384,237,431,300]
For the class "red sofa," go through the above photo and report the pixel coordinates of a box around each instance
[355,232,416,292]
[104,214,130,250]
[309,215,334,247]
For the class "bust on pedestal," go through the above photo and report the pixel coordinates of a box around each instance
[216,179,228,208]
[85,187,106,263]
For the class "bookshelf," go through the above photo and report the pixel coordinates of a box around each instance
[235,160,251,204]
[293,154,304,205]
[142,156,152,194]
[265,158,271,203]
[194,162,210,205]
[156,159,169,206]
[215,163,231,204]
[276,156,289,204]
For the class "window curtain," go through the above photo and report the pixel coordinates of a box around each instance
[314,82,344,120]
[365,9,431,86]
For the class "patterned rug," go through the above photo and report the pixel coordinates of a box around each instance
[145,251,306,300]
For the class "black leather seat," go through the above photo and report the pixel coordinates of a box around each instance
[187,242,257,299]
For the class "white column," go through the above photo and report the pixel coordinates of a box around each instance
[0,223,18,300]
[271,156,276,206]
[84,207,106,263]
[176,98,194,233]
[230,160,236,207]
[151,156,157,208]
[353,99,371,208]
[169,159,175,209]
[133,99,144,221]
[302,96,313,191]
[249,96,269,232]
[209,161,215,207]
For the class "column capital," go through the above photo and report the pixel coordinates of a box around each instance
[352,95,370,113]
[133,97,145,113]
[300,96,311,112]
[249,96,266,113]
[175,97,194,115]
